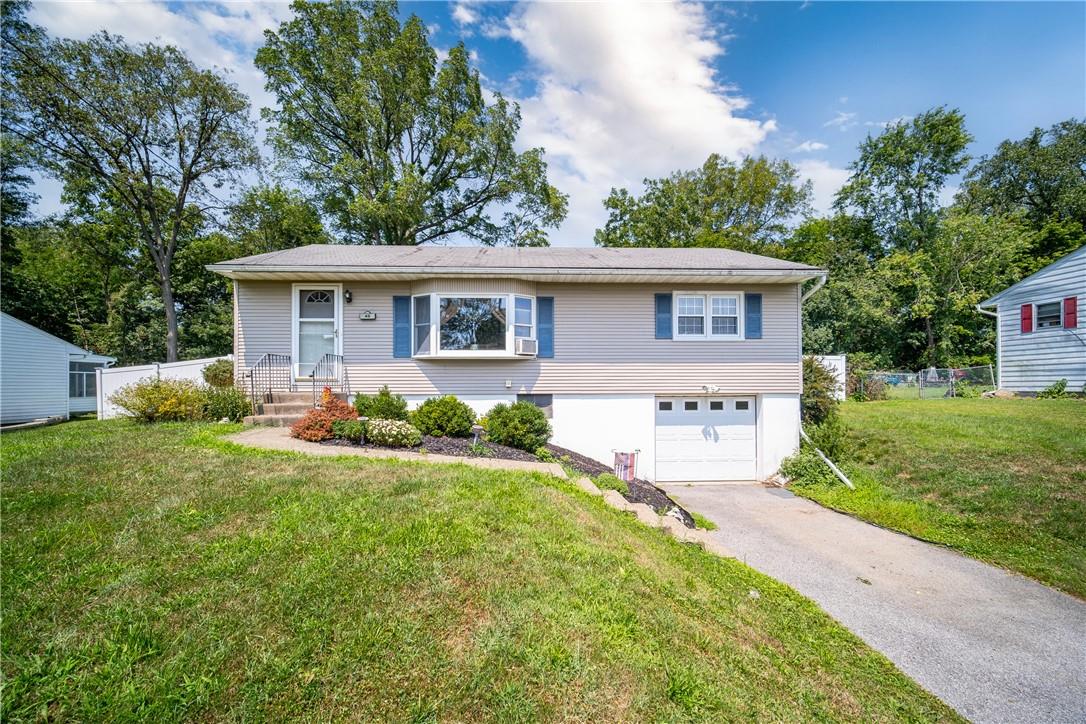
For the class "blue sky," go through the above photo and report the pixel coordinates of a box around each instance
[27,1,1086,246]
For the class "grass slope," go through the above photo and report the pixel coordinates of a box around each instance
[0,420,956,721]
[795,399,1086,598]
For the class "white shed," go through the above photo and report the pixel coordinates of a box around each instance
[977,245,1086,393]
[1,312,116,424]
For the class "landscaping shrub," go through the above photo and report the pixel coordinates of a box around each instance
[203,386,251,422]
[366,419,422,448]
[201,359,234,388]
[354,385,409,421]
[290,409,337,442]
[331,419,364,441]
[594,473,629,496]
[953,380,981,398]
[845,351,888,401]
[802,357,839,425]
[484,401,552,451]
[780,449,837,487]
[319,387,357,422]
[805,414,851,461]
[111,378,207,422]
[535,447,556,463]
[412,395,474,437]
[1037,378,1068,399]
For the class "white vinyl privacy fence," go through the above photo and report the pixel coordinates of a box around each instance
[96,356,230,420]
[810,354,847,401]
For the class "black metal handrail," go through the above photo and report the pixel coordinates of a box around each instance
[310,353,351,407]
[246,353,293,412]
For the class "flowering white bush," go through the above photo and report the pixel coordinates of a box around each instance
[366,418,422,448]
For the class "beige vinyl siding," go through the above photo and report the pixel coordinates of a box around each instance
[235,280,802,395]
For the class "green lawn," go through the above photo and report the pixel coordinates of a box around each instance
[1,420,956,721]
[793,399,1086,598]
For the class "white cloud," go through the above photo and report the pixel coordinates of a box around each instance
[499,2,773,245]
[452,2,479,27]
[865,115,913,129]
[795,159,849,215]
[823,110,857,132]
[793,140,828,153]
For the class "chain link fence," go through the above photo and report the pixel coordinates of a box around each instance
[852,365,996,400]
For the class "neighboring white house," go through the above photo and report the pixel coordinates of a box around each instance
[977,244,1086,393]
[0,312,115,424]
[208,246,827,482]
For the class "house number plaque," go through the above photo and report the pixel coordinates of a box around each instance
[358,310,377,321]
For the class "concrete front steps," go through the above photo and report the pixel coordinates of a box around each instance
[243,390,350,427]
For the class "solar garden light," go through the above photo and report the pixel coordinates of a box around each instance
[357,416,368,444]
[471,423,484,445]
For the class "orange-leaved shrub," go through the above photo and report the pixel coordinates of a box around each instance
[290,387,357,441]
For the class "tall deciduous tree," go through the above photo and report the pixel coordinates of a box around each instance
[2,28,258,361]
[961,119,1086,229]
[594,154,812,253]
[227,184,329,254]
[835,107,972,251]
[256,0,566,246]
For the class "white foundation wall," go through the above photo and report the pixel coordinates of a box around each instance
[757,393,801,478]
[551,395,657,481]
[403,394,516,419]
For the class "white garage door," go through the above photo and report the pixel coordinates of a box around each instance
[655,397,756,482]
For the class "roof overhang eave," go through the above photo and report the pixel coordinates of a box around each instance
[205,264,826,284]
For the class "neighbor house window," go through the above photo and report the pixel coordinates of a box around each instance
[676,295,705,336]
[69,361,103,398]
[439,297,508,351]
[1036,301,1062,329]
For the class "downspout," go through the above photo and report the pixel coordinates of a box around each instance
[796,272,854,489]
[975,303,999,388]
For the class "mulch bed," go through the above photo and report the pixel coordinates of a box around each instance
[319,435,696,528]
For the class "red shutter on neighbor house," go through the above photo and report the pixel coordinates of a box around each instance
[1020,304,1033,333]
[1064,297,1078,329]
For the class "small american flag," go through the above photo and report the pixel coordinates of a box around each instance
[613,451,637,482]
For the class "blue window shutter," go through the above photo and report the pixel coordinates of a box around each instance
[537,296,554,358]
[655,293,672,339]
[745,293,762,339]
[392,296,410,358]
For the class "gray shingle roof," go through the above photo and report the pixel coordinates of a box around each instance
[211,244,820,272]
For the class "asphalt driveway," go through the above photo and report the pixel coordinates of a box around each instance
[662,484,1086,724]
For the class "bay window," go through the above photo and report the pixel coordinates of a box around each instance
[412,293,536,357]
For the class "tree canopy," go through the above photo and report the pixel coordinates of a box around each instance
[594,154,811,254]
[3,21,259,360]
[256,0,567,246]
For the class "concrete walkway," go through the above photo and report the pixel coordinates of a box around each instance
[662,484,1086,724]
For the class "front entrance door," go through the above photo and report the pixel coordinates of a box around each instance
[293,285,340,378]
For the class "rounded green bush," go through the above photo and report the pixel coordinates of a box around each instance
[485,401,552,452]
[594,473,628,495]
[201,359,235,388]
[354,385,409,421]
[331,419,364,441]
[202,386,252,422]
[412,395,475,437]
[111,378,207,422]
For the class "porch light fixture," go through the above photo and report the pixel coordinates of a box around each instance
[343,289,353,303]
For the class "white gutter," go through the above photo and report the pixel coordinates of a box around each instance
[975,303,997,318]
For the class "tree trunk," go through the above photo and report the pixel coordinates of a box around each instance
[923,316,936,366]
[160,271,179,363]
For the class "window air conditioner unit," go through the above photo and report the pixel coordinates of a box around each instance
[515,338,538,356]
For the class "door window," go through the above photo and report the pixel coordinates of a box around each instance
[297,288,336,376]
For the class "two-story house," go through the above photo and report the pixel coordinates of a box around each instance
[208,246,826,482]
